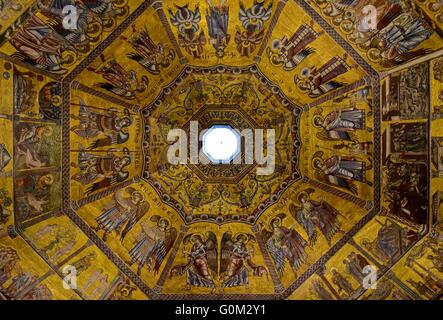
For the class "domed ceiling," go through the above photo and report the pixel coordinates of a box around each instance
[0,0,442,300]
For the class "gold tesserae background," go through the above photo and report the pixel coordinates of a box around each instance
[0,0,442,300]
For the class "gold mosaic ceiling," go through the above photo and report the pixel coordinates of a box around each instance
[0,0,442,300]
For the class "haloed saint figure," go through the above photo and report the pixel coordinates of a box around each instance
[127,216,177,276]
[93,187,149,241]
[170,232,218,292]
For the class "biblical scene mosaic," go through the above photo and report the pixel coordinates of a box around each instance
[0,0,441,300]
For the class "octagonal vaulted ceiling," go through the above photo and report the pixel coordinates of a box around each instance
[141,65,303,221]
[0,0,442,301]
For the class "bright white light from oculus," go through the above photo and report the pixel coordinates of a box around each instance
[202,125,240,164]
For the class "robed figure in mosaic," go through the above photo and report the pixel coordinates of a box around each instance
[7,14,69,74]
[378,11,433,63]
[0,246,19,287]
[170,232,218,291]
[260,213,307,277]
[71,98,133,149]
[93,187,149,241]
[267,22,320,71]
[71,147,131,195]
[128,216,177,276]
[313,151,372,195]
[94,59,149,99]
[290,189,343,246]
[127,28,176,75]
[295,56,351,98]
[220,232,267,290]
[206,0,230,58]
[313,107,368,141]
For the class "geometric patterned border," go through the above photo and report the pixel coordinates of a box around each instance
[141,63,303,226]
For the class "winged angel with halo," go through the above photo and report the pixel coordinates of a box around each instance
[127,215,177,276]
[220,232,268,291]
[289,188,344,247]
[259,213,308,278]
[170,232,218,292]
[93,187,150,242]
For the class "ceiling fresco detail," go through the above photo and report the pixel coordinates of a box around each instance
[142,65,302,223]
[309,0,443,69]
[0,0,441,301]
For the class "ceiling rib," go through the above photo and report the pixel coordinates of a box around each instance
[255,0,288,62]
[381,48,443,78]
[306,77,370,110]
[153,1,187,64]
[0,51,60,80]
[58,2,160,298]
[152,225,189,294]
[71,81,138,111]
[61,0,155,214]
[71,177,141,210]
[282,206,381,298]
[307,179,370,210]
[64,0,155,83]
[20,209,63,230]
